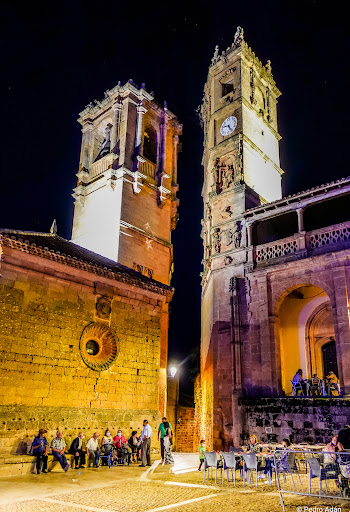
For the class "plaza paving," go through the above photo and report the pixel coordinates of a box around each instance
[0,461,347,512]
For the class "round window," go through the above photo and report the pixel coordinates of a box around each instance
[79,323,118,371]
[86,340,99,356]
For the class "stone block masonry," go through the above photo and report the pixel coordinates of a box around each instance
[0,232,173,455]
[240,397,350,444]
[175,406,196,452]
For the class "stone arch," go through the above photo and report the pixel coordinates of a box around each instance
[273,282,336,395]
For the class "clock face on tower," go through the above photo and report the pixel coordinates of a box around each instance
[220,116,237,136]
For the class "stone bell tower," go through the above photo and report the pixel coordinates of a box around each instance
[71,81,182,286]
[199,27,284,449]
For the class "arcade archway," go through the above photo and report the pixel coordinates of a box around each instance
[275,284,337,395]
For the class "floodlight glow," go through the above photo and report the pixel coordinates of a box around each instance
[169,366,177,378]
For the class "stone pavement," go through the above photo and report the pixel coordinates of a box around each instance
[0,461,347,512]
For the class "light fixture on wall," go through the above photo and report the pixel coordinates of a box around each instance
[169,366,177,378]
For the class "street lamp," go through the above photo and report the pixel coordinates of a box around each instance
[169,366,177,378]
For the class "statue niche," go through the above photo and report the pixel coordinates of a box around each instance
[213,157,235,194]
[94,123,113,162]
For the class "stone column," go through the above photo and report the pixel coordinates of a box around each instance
[332,266,350,395]
[172,135,179,185]
[80,123,93,171]
[247,222,254,246]
[296,208,304,232]
[135,101,147,157]
[112,100,123,154]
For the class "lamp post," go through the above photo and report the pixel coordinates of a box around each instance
[167,365,179,450]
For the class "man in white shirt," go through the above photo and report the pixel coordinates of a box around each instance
[139,420,152,467]
[86,432,100,468]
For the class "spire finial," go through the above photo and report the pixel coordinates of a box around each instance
[50,219,57,235]
[211,45,220,66]
[233,26,244,47]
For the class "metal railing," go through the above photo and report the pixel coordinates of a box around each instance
[274,449,350,510]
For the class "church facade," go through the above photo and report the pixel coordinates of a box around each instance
[198,28,350,449]
[0,82,181,456]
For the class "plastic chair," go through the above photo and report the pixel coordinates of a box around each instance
[307,457,340,497]
[290,380,304,396]
[274,451,296,488]
[203,451,218,483]
[220,451,239,485]
[327,383,341,396]
[242,452,264,488]
[309,378,322,396]
[287,451,302,484]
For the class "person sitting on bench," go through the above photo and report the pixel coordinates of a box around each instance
[51,431,69,472]
[32,428,49,474]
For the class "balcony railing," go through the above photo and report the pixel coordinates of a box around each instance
[90,153,114,178]
[255,221,350,266]
[139,158,156,179]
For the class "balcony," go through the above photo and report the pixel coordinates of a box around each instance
[90,153,115,178]
[139,157,156,179]
[254,221,350,267]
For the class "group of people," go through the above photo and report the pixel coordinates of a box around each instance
[31,417,174,474]
[292,368,340,396]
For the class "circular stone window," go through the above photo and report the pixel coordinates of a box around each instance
[80,323,118,371]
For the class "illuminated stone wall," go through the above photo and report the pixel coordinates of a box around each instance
[0,237,171,454]
[242,397,350,445]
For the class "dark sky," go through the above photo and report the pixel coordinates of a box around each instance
[2,1,349,394]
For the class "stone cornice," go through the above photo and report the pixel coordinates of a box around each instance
[0,232,173,299]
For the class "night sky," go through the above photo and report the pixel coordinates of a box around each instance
[2,1,349,395]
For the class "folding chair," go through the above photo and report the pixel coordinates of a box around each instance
[203,451,218,483]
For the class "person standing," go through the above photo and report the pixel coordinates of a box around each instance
[32,429,49,474]
[139,420,152,467]
[69,432,86,469]
[157,417,173,463]
[51,431,69,472]
[86,432,100,468]
[162,422,174,465]
[198,440,206,471]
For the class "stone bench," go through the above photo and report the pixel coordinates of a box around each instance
[0,452,77,477]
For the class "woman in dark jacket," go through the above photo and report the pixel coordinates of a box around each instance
[128,431,140,462]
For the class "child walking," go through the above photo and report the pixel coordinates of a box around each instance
[198,440,205,471]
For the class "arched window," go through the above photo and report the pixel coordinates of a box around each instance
[143,125,156,163]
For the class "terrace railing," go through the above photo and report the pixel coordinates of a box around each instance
[255,221,350,267]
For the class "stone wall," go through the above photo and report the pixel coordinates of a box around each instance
[0,405,160,455]
[176,406,196,452]
[241,397,350,445]
[0,244,169,454]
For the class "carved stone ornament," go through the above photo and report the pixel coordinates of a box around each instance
[79,323,118,371]
[96,296,112,320]
[233,26,244,47]
[225,255,233,265]
[213,228,221,253]
[221,206,233,219]
[221,229,233,246]
[211,45,220,66]
[233,221,242,248]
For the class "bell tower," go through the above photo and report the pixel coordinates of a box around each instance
[199,27,284,449]
[71,81,182,286]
